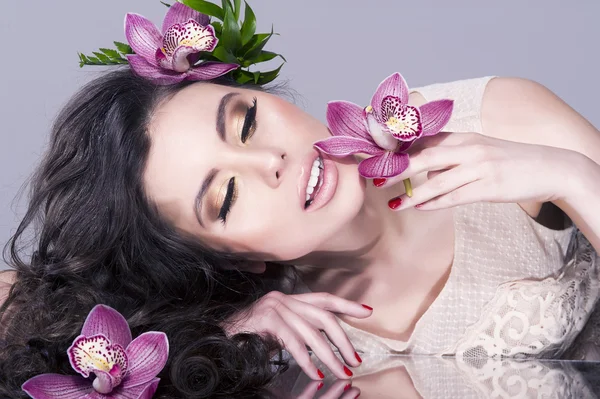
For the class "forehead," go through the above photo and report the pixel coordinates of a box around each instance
[143,83,232,231]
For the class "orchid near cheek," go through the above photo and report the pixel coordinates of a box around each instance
[314,72,454,197]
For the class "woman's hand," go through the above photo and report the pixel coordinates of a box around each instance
[222,290,372,380]
[376,131,586,211]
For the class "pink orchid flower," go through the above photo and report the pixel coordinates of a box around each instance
[22,305,168,399]
[125,2,239,85]
[314,72,454,179]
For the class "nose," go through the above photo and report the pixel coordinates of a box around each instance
[235,147,286,188]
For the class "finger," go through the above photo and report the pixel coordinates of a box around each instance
[290,292,374,318]
[278,304,355,380]
[389,165,481,211]
[270,311,324,381]
[371,135,485,188]
[414,180,492,210]
[283,297,363,367]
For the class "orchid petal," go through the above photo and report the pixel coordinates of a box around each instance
[326,101,373,142]
[382,102,423,141]
[125,13,162,66]
[68,335,128,380]
[22,374,92,399]
[358,151,410,178]
[122,332,169,389]
[161,21,218,72]
[185,62,239,81]
[366,112,398,151]
[81,305,132,348]
[313,136,383,158]
[127,55,186,85]
[162,2,209,33]
[88,378,161,399]
[419,99,454,137]
[371,72,410,117]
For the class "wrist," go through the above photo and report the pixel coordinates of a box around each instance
[559,151,600,205]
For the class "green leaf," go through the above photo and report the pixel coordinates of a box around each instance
[114,41,134,55]
[160,1,171,7]
[232,69,255,84]
[253,70,260,84]
[212,46,237,63]
[182,0,224,20]
[93,51,112,63]
[253,50,282,64]
[99,48,123,60]
[211,21,223,35]
[233,0,241,22]
[242,26,274,60]
[255,63,284,85]
[240,1,256,46]
[221,1,242,51]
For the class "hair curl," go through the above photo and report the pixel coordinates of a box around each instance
[0,68,301,398]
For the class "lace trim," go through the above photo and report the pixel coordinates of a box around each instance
[450,228,600,359]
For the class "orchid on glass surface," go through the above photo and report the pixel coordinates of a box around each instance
[124,2,239,84]
[314,72,454,196]
[22,305,168,399]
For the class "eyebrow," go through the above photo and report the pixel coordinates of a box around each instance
[194,92,240,228]
[216,91,240,141]
[194,168,218,228]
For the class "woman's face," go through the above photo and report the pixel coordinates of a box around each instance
[144,83,366,262]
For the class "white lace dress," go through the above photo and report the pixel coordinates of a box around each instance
[287,77,600,392]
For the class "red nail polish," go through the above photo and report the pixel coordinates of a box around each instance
[355,394,361,399]
[388,197,402,210]
[373,178,386,187]
[317,382,324,391]
[344,383,352,391]
[355,351,362,363]
[344,366,354,377]
[361,304,373,310]
[317,369,324,379]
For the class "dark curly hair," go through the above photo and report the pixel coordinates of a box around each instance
[0,68,302,398]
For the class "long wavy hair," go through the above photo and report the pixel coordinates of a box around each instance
[0,68,301,398]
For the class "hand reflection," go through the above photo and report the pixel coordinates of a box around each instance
[294,379,360,399]
[280,353,600,399]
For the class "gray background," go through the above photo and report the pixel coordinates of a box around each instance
[1,0,599,269]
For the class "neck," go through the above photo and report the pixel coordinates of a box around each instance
[293,172,430,279]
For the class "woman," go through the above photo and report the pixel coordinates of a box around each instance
[2,10,600,399]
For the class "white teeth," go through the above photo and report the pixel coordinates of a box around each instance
[305,157,324,206]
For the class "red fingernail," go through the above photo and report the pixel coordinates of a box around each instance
[362,304,373,310]
[317,369,324,379]
[344,383,352,391]
[355,394,361,399]
[373,178,386,187]
[344,366,353,377]
[317,382,324,391]
[355,351,362,363]
[388,197,402,210]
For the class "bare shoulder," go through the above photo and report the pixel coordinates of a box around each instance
[480,77,600,162]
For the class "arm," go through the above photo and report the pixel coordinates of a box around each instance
[481,77,600,252]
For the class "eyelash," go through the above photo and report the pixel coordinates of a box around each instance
[218,98,258,224]
[218,177,238,224]
[240,97,258,143]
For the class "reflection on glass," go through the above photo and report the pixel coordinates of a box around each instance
[266,354,600,398]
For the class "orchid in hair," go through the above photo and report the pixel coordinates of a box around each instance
[79,1,286,86]
[314,72,454,196]
[22,305,168,399]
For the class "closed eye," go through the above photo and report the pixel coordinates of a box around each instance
[241,97,258,143]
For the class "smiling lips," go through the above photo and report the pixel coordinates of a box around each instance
[299,150,339,212]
